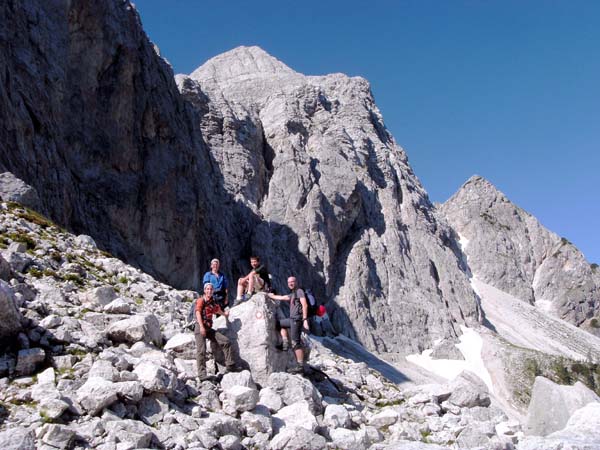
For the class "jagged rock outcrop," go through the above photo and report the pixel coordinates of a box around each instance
[0,173,41,211]
[441,175,600,333]
[0,0,217,288]
[177,46,481,353]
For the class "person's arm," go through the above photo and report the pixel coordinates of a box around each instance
[299,293,309,331]
[195,298,206,337]
[268,292,290,302]
[215,304,229,318]
[223,276,229,306]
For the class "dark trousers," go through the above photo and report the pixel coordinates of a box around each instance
[194,325,234,376]
[278,317,303,350]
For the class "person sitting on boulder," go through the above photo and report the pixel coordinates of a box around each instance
[195,282,238,381]
[236,255,270,303]
[268,276,309,374]
[202,258,229,310]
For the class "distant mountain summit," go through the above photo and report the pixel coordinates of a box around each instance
[191,46,298,82]
[441,175,600,335]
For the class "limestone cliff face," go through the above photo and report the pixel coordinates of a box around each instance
[0,0,215,288]
[177,47,481,353]
[441,176,600,334]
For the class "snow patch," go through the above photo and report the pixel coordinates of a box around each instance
[458,233,469,250]
[406,326,494,393]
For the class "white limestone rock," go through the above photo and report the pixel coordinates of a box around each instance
[241,405,273,437]
[39,424,75,449]
[88,359,119,382]
[138,393,170,426]
[76,377,119,415]
[368,407,399,429]
[446,371,491,408]
[103,298,132,315]
[272,401,318,433]
[213,294,291,384]
[15,347,45,376]
[0,172,41,210]
[518,402,600,450]
[133,361,176,394]
[259,387,284,413]
[266,371,323,415]
[106,314,162,346]
[164,332,195,356]
[81,286,117,309]
[323,403,351,428]
[0,427,36,450]
[0,280,23,339]
[221,385,259,414]
[329,427,368,450]
[103,419,156,448]
[268,425,327,450]
[525,376,600,436]
[220,370,256,391]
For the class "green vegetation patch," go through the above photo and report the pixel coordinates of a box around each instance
[15,209,55,229]
[6,231,37,250]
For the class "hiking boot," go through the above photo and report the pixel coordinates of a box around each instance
[275,341,289,352]
[287,363,304,375]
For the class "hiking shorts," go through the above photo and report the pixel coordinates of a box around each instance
[278,318,303,350]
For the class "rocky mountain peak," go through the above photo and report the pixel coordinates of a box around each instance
[441,176,600,333]
[191,46,297,81]
[450,175,510,206]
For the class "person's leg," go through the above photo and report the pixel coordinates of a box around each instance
[194,325,207,380]
[247,273,255,295]
[236,277,246,300]
[278,318,291,351]
[213,330,236,369]
[288,319,305,374]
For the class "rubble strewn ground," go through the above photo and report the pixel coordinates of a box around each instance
[0,201,598,449]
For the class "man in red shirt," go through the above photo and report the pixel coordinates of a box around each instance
[195,283,237,381]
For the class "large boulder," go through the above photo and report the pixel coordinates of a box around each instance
[518,402,600,450]
[0,427,36,450]
[106,314,162,346]
[0,280,23,341]
[525,376,600,436]
[213,294,292,384]
[0,254,12,281]
[266,371,323,415]
[0,172,41,210]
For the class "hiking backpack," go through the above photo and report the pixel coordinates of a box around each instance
[304,289,319,317]
[185,297,198,330]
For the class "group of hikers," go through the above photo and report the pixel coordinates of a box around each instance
[193,256,315,381]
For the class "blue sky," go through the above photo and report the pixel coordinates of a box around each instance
[136,0,600,264]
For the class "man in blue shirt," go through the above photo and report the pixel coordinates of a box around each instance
[202,258,229,310]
